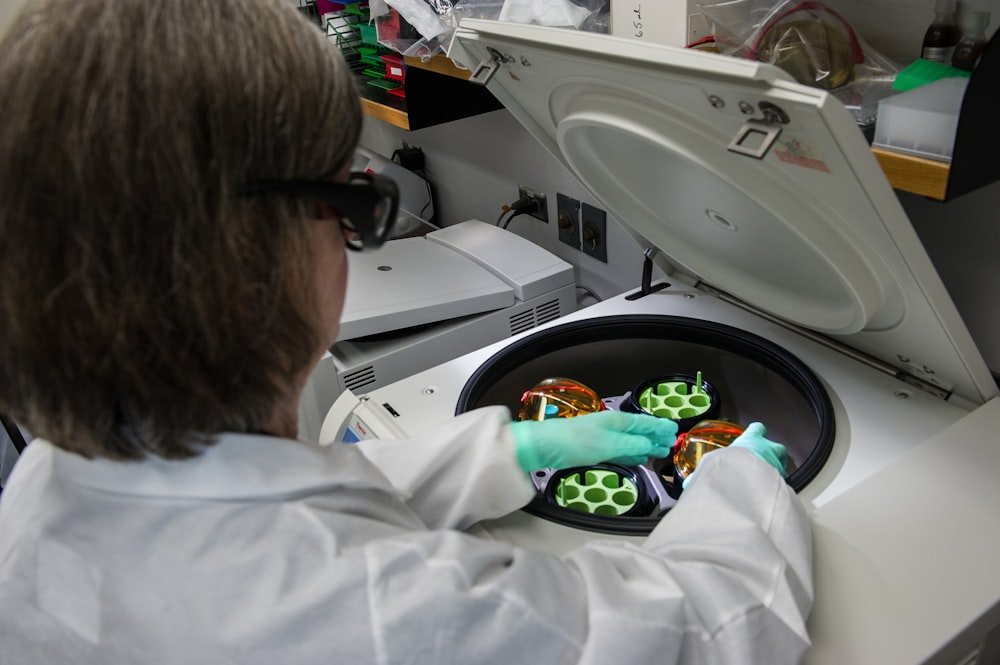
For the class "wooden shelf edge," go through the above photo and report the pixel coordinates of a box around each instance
[403,55,472,80]
[872,147,950,201]
[360,97,409,130]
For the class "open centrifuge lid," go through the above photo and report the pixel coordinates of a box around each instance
[450,20,997,405]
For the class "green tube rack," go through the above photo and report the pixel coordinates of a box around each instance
[638,372,712,420]
[554,468,639,516]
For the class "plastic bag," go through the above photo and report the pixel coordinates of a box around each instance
[696,0,898,91]
[373,0,448,54]
[378,0,609,61]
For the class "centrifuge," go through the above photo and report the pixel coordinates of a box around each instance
[321,21,1000,664]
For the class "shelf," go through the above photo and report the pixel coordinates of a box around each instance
[358,55,502,131]
[360,96,408,128]
[403,54,473,79]
[872,148,950,200]
[874,28,999,201]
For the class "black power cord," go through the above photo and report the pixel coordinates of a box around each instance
[497,195,542,230]
[391,147,425,171]
[390,146,435,221]
[576,284,602,303]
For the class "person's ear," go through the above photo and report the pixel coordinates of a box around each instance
[313,201,339,221]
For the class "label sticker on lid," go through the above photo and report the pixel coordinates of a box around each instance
[774,137,831,173]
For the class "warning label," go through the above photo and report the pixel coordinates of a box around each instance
[774,138,831,173]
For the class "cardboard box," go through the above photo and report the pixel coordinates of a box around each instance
[610,1,713,48]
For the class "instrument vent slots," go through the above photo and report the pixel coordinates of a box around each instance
[509,310,536,335]
[344,366,376,391]
[509,299,562,336]
[535,299,562,325]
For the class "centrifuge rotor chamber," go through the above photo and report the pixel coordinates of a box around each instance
[456,315,835,535]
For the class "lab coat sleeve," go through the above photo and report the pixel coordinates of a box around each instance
[563,446,813,665]
[361,446,812,665]
[355,406,536,531]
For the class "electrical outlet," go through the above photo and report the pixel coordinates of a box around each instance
[581,203,607,262]
[395,142,425,171]
[517,185,548,223]
[687,13,714,44]
[557,193,580,249]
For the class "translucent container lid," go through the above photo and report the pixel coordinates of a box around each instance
[873,77,969,162]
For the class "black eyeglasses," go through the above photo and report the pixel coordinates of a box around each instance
[241,171,400,251]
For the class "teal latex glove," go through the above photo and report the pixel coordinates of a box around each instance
[730,421,789,477]
[511,410,678,472]
[682,421,789,490]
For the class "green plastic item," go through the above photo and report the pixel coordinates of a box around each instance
[327,22,360,54]
[359,47,385,67]
[638,371,712,420]
[555,469,638,516]
[366,78,400,91]
[359,23,378,45]
[343,2,369,16]
[894,58,971,91]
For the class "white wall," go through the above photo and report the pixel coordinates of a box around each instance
[361,109,664,305]
[834,0,1000,60]
[903,182,1000,372]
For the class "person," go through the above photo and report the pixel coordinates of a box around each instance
[0,1,813,663]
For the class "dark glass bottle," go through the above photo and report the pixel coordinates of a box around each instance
[952,10,991,71]
[922,0,960,63]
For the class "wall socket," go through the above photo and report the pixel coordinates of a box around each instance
[581,203,607,262]
[557,193,580,249]
[517,185,548,223]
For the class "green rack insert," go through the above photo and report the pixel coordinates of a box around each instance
[638,378,712,420]
[366,78,401,91]
[555,469,639,516]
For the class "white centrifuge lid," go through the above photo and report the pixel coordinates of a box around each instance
[451,20,996,404]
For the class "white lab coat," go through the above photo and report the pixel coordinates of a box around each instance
[0,406,812,664]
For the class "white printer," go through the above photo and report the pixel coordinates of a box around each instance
[320,21,1000,664]
[299,218,576,442]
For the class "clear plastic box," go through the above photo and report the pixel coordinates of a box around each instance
[872,76,969,162]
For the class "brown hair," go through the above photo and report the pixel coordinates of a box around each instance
[0,0,362,459]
